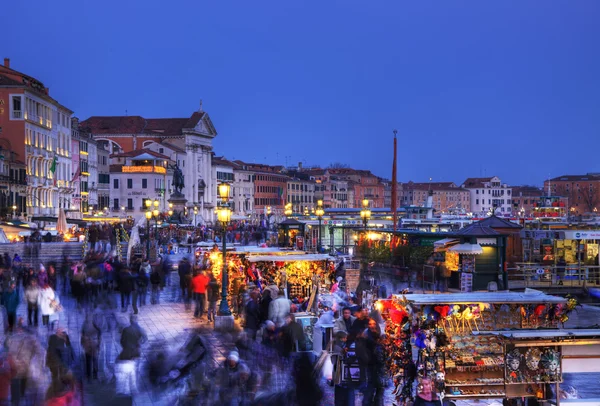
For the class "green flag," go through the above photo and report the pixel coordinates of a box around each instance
[49,155,57,173]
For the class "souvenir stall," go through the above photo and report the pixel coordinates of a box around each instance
[246,254,334,298]
[247,253,335,353]
[375,290,582,406]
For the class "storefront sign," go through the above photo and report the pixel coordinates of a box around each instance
[420,237,439,247]
[563,230,600,240]
[521,230,565,239]
[322,220,361,226]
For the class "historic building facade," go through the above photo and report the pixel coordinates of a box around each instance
[82,105,217,222]
[0,58,74,218]
[462,176,512,216]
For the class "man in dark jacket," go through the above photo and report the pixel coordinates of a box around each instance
[259,289,273,324]
[355,319,386,406]
[280,314,305,357]
[150,267,162,305]
[244,289,261,340]
[119,268,135,312]
[120,315,147,360]
[81,313,102,381]
[207,274,219,322]
[178,258,191,303]
[46,328,74,389]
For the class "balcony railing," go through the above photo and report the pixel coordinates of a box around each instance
[12,111,22,119]
[122,166,166,174]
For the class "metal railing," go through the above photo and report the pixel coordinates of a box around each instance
[508,264,600,289]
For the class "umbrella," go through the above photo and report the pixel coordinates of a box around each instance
[57,209,68,234]
[127,225,141,265]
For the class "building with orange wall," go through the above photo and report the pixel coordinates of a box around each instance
[235,161,288,213]
[401,181,471,213]
[544,174,600,215]
[326,168,385,208]
[0,58,74,218]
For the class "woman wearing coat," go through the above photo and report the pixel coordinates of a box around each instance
[39,284,60,330]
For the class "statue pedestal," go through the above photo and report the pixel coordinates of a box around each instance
[168,193,188,223]
[168,193,187,211]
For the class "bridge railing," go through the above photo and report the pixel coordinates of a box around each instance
[507,264,600,289]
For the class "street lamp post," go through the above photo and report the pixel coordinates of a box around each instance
[217,182,232,316]
[193,206,198,227]
[329,224,335,255]
[266,206,272,230]
[360,198,371,230]
[145,210,152,256]
[284,203,292,218]
[315,199,324,253]
[11,205,16,219]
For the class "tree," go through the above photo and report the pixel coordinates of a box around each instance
[327,162,349,169]
[581,184,600,213]
[552,183,578,213]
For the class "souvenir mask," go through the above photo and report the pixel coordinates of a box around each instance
[506,349,522,371]
[541,349,560,373]
[525,348,542,370]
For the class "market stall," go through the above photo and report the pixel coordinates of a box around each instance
[375,290,583,406]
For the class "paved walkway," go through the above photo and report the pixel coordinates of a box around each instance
[3,265,235,405]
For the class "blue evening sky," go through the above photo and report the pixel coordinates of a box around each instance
[3,1,599,186]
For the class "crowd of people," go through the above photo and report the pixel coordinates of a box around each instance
[0,215,394,406]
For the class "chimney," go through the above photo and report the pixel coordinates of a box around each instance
[3,58,9,69]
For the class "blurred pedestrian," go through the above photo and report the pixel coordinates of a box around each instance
[120,315,147,360]
[119,268,134,313]
[40,284,59,331]
[25,279,40,327]
[268,289,290,328]
[207,273,219,322]
[81,313,102,382]
[150,266,161,305]
[138,259,150,307]
[46,328,74,392]
[178,258,192,304]
[191,270,209,319]
[2,282,19,332]
[244,290,261,340]
[0,348,15,406]
[281,313,304,357]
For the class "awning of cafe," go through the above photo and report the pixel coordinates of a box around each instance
[447,242,483,255]
[433,238,458,252]
[31,216,87,226]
